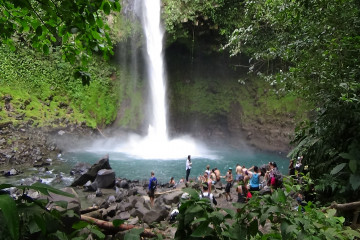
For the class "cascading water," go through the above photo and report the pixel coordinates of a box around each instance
[142,0,168,141]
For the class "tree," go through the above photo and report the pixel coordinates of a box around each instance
[224,0,360,201]
[0,0,121,84]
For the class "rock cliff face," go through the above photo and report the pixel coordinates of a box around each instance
[169,106,295,154]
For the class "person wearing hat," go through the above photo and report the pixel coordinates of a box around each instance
[222,167,234,201]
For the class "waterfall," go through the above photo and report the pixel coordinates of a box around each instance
[88,0,213,160]
[142,0,168,141]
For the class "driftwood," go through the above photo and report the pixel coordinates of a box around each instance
[330,201,360,229]
[80,206,99,214]
[80,215,156,237]
[155,188,181,196]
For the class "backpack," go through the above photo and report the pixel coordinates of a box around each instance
[150,178,157,190]
[201,191,217,205]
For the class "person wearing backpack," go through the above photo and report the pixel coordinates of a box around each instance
[148,171,157,207]
[199,181,217,206]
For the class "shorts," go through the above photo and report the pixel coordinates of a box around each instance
[249,186,259,192]
[148,189,155,198]
[236,174,244,182]
[225,182,232,193]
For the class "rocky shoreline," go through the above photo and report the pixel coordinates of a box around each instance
[2,151,240,239]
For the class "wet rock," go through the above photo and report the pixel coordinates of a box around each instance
[4,168,22,176]
[71,155,111,187]
[33,159,51,168]
[70,162,91,176]
[96,189,103,197]
[84,180,97,192]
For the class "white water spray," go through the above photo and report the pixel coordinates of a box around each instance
[87,0,215,160]
[142,0,168,141]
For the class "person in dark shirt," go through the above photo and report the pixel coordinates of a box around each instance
[148,171,157,207]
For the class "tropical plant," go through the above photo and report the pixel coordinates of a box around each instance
[0,182,105,240]
[0,0,121,83]
[175,183,360,240]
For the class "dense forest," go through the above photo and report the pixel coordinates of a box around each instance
[0,0,360,239]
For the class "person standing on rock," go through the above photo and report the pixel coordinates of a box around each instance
[148,171,157,207]
[222,167,233,201]
[185,155,192,182]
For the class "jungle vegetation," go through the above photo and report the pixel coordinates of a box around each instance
[0,0,359,239]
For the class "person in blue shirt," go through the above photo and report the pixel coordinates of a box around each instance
[148,171,157,207]
[248,166,260,192]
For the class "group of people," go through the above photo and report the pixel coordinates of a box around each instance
[147,155,304,207]
[196,160,285,203]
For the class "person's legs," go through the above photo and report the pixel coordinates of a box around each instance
[225,183,233,201]
[149,190,155,207]
[186,169,190,182]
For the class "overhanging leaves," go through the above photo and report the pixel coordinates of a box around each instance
[0,195,19,240]
[330,163,347,175]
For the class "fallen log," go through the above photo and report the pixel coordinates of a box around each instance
[80,206,99,214]
[80,215,156,237]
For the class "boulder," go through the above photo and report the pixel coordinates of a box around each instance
[117,179,129,189]
[93,169,115,188]
[4,168,22,176]
[45,187,81,214]
[129,205,149,219]
[163,191,183,205]
[143,205,168,225]
[71,155,111,187]
[118,211,131,220]
[118,202,133,212]
[127,216,139,225]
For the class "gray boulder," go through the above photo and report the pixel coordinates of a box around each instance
[143,205,168,225]
[117,179,129,189]
[118,211,131,220]
[71,155,111,187]
[129,205,149,219]
[163,191,183,205]
[94,169,115,188]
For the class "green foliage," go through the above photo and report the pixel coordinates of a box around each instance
[222,0,360,202]
[0,43,139,128]
[0,0,121,73]
[175,182,360,240]
[163,0,244,42]
[0,183,75,240]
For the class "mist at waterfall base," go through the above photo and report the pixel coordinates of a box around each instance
[62,135,289,183]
